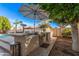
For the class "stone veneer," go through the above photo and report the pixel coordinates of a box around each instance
[13,34,39,56]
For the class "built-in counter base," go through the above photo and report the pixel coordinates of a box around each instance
[10,33,39,56]
[28,37,57,56]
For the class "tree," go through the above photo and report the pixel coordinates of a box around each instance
[0,16,11,33]
[20,21,27,32]
[14,20,21,32]
[39,3,79,51]
[39,20,53,32]
[39,24,48,32]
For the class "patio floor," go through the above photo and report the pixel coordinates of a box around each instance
[49,37,79,56]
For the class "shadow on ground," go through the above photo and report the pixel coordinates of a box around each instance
[49,37,79,56]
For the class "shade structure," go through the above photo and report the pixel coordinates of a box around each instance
[19,4,49,32]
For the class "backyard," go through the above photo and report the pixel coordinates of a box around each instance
[0,3,79,56]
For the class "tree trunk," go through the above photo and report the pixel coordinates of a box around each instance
[23,26,24,32]
[71,23,79,51]
[15,25,17,33]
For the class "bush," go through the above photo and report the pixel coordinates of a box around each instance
[62,28,71,37]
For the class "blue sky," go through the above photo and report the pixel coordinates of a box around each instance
[0,3,58,28]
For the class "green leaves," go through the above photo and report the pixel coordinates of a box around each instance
[14,19,21,24]
[39,3,79,25]
[0,16,11,31]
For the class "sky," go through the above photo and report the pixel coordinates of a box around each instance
[0,3,58,28]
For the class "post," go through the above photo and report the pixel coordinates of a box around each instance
[34,13,36,32]
[34,19,35,32]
